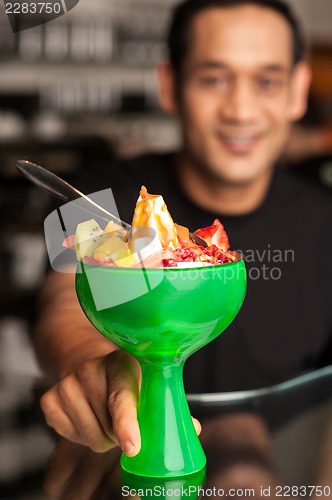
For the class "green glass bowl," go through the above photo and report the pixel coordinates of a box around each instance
[76,260,246,477]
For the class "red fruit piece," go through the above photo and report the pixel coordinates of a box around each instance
[203,244,231,263]
[83,256,117,267]
[174,247,200,262]
[194,219,229,250]
[162,259,177,267]
[226,250,243,261]
[83,256,100,265]
[62,235,75,250]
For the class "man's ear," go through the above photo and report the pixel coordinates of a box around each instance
[156,61,179,114]
[288,61,312,121]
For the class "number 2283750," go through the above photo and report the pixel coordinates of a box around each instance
[5,3,62,14]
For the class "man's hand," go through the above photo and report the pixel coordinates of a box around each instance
[41,349,202,456]
[41,350,142,455]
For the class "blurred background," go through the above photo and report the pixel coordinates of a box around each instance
[0,0,331,497]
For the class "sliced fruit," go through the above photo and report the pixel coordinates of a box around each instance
[109,253,136,267]
[217,249,240,262]
[194,219,229,250]
[175,223,190,243]
[174,245,203,262]
[62,235,75,250]
[68,187,239,268]
[83,255,117,267]
[162,259,177,267]
[203,244,231,263]
[74,219,108,261]
[94,234,137,267]
[104,220,128,241]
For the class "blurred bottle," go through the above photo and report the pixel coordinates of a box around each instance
[19,25,43,62]
[44,21,68,63]
[70,19,94,63]
[93,20,114,64]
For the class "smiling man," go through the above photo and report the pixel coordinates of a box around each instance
[33,0,332,458]
[158,0,311,215]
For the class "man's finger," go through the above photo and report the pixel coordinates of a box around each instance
[56,374,116,453]
[75,359,117,444]
[41,390,84,446]
[106,351,141,456]
[192,417,202,436]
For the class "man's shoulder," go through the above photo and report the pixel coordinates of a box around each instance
[275,170,332,245]
[276,169,332,211]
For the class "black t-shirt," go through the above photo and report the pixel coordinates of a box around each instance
[71,152,332,393]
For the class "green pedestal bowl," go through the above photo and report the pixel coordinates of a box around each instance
[76,260,246,477]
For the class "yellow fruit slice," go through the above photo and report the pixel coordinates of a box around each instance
[104,220,128,241]
[94,234,137,267]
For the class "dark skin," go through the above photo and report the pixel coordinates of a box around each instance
[35,4,311,456]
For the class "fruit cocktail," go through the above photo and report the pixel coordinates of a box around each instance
[67,187,246,477]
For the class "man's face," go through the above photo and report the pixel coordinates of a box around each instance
[176,5,308,186]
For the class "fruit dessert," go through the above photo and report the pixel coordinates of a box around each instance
[63,186,240,268]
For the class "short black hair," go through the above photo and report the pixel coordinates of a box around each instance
[167,0,305,77]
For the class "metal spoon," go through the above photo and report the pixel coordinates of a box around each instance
[15,160,207,246]
[15,160,131,230]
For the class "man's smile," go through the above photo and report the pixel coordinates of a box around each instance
[216,131,263,154]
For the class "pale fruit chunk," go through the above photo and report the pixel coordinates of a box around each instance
[74,219,108,261]
[105,220,128,241]
[94,234,137,267]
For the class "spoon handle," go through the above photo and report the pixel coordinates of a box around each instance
[15,160,131,230]
[15,160,207,246]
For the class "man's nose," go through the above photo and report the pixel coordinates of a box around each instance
[220,80,257,123]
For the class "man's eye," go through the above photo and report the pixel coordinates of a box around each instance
[259,77,280,90]
[198,76,229,88]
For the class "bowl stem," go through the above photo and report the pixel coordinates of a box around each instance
[121,359,206,477]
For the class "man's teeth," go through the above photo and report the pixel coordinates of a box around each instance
[223,135,255,143]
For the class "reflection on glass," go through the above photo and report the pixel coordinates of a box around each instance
[44,440,206,500]
[43,402,332,500]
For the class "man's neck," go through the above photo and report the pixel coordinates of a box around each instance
[176,154,274,216]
